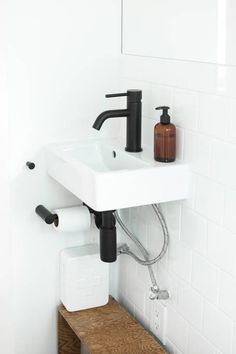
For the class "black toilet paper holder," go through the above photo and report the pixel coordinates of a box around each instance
[35,205,59,225]
[35,203,117,263]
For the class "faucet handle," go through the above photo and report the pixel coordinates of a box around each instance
[106,90,142,102]
[105,92,128,98]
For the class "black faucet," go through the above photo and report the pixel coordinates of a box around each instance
[93,89,142,152]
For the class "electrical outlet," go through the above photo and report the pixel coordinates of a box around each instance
[150,302,167,345]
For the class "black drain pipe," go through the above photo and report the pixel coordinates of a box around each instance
[99,211,117,263]
[83,204,117,263]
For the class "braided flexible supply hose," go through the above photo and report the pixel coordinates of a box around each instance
[115,204,169,266]
[115,204,169,300]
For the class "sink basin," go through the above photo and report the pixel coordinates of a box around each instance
[46,139,189,211]
[67,141,148,172]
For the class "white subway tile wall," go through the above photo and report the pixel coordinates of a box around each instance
[187,327,216,354]
[114,48,236,353]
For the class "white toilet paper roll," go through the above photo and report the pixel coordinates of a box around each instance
[53,205,91,232]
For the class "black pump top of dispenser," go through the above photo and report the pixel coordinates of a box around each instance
[155,106,170,125]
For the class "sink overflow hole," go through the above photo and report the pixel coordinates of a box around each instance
[113,151,116,158]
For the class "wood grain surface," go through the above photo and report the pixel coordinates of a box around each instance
[58,296,168,354]
[58,312,81,354]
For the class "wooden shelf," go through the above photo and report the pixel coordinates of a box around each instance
[58,296,168,354]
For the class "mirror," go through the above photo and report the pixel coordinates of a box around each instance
[122,0,236,66]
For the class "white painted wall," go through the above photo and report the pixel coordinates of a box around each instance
[7,1,122,353]
[0,1,14,353]
[114,1,236,354]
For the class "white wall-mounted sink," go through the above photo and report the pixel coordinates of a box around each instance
[46,139,189,211]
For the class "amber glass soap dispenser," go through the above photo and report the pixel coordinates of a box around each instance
[154,106,176,162]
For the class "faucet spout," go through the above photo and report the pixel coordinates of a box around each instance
[92,109,129,130]
[93,90,142,152]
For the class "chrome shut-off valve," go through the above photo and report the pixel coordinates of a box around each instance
[149,286,170,301]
